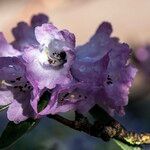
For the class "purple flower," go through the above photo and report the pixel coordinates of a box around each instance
[1,14,75,119]
[11,13,49,51]
[22,23,75,90]
[0,32,21,57]
[43,22,137,116]
[71,22,137,115]
[0,13,137,121]
[0,57,39,123]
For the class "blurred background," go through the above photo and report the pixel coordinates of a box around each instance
[1,0,150,45]
[0,0,150,149]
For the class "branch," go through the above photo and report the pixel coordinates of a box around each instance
[47,113,150,146]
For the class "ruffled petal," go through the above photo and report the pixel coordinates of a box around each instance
[7,95,33,124]
[60,29,76,49]
[35,23,64,46]
[12,22,38,50]
[12,14,49,51]
[31,13,49,28]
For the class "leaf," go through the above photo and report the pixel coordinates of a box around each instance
[114,140,142,150]
[0,105,9,112]
[0,119,39,149]
[0,91,51,149]
[38,90,51,112]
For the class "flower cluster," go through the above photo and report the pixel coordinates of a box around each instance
[0,14,137,123]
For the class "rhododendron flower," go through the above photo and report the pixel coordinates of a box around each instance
[44,22,137,116]
[0,14,137,123]
[22,23,75,90]
[71,22,137,115]
[0,57,39,123]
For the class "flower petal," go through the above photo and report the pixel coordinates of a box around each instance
[0,33,21,57]
[7,97,33,124]
[35,23,64,46]
[12,22,38,50]
[0,90,13,106]
[0,57,25,81]
[60,29,75,49]
[31,13,49,28]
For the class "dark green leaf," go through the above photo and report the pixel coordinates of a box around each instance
[0,119,39,149]
[114,140,142,150]
[38,90,51,112]
[0,105,9,112]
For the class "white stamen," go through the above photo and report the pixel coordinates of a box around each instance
[1,80,13,87]
[8,65,14,68]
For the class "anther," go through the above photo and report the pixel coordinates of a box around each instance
[16,77,22,81]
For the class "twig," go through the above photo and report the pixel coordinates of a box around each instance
[47,114,150,146]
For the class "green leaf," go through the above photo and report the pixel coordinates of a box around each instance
[0,105,9,112]
[0,119,39,149]
[114,140,142,150]
[38,90,51,112]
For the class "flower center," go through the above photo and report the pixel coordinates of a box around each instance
[48,51,67,67]
[40,46,67,68]
[58,91,87,104]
